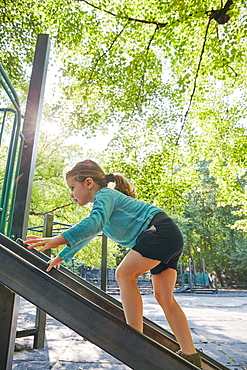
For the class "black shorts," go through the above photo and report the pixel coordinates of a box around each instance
[132,213,184,275]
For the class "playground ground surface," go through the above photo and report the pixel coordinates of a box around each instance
[13,290,247,370]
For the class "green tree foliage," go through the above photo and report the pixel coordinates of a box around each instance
[1,0,247,283]
[181,160,247,286]
[1,0,246,131]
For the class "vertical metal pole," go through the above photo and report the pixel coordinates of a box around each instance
[0,284,20,370]
[11,34,50,241]
[202,258,207,288]
[101,234,107,291]
[0,34,50,370]
[193,260,197,286]
[188,258,193,291]
[42,213,53,258]
[214,277,218,293]
[179,261,184,287]
[34,213,53,348]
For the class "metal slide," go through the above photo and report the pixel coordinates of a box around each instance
[0,233,229,370]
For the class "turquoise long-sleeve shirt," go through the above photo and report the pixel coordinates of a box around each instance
[59,187,163,262]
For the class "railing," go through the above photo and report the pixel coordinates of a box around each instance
[0,64,23,236]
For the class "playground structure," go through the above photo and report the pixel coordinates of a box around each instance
[0,34,228,370]
[176,259,218,294]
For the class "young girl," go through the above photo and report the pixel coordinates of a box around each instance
[25,159,202,368]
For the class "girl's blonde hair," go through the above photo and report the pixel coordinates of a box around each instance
[64,159,137,198]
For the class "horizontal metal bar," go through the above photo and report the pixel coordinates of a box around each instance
[0,107,17,114]
[16,328,37,338]
[0,242,197,370]
[0,233,230,370]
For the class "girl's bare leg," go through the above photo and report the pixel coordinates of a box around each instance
[116,249,196,355]
[115,249,160,332]
[116,250,196,355]
[152,268,196,354]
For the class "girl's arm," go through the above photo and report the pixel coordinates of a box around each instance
[24,234,67,252]
[61,189,115,248]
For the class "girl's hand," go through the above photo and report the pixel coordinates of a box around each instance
[23,234,67,252]
[46,256,63,272]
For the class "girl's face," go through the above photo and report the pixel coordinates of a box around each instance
[66,177,96,206]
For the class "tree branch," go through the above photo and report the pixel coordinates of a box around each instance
[77,0,168,28]
[175,17,212,147]
[228,65,238,88]
[30,202,75,215]
[136,24,160,104]
[209,0,233,24]
[77,0,233,27]
[86,24,127,88]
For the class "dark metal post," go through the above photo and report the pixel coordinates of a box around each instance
[179,261,183,287]
[214,277,219,293]
[0,284,20,370]
[202,258,207,288]
[42,213,53,258]
[11,34,50,240]
[193,260,197,286]
[188,258,193,292]
[101,234,107,291]
[34,213,53,348]
[0,34,50,370]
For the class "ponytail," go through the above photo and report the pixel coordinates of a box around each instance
[106,173,137,198]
